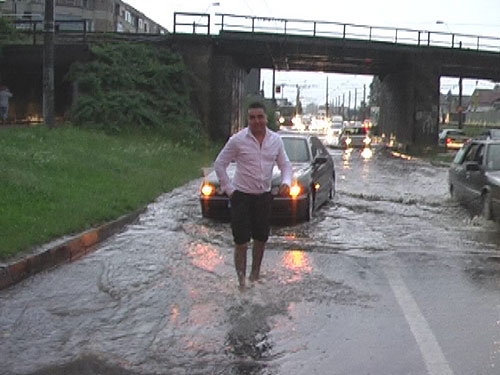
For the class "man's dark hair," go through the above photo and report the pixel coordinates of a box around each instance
[247,101,266,112]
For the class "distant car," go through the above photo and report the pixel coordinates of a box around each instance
[439,128,469,150]
[324,122,344,147]
[448,139,500,220]
[476,128,500,140]
[339,123,371,148]
[200,132,335,222]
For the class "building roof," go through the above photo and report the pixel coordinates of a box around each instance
[471,87,500,107]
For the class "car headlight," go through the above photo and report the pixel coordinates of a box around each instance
[289,183,302,199]
[201,183,215,196]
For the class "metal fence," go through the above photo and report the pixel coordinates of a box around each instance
[466,111,500,126]
[9,19,88,44]
[173,12,500,54]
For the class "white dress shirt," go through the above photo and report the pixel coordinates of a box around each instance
[214,127,292,196]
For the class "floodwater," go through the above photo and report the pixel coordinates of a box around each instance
[2,146,500,375]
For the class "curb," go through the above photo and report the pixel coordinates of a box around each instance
[0,206,147,290]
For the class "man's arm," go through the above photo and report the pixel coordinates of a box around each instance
[214,137,237,197]
[276,139,292,195]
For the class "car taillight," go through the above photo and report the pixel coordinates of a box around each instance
[289,183,302,199]
[446,138,451,144]
[201,183,215,196]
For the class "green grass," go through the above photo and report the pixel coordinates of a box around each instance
[0,125,219,259]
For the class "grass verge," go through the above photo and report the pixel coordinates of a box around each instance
[0,125,219,259]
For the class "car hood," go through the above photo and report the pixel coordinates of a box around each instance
[204,162,311,186]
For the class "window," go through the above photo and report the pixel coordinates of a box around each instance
[311,137,328,157]
[125,10,132,23]
[486,144,500,170]
[282,138,310,163]
[464,144,481,163]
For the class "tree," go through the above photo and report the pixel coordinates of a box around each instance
[369,76,382,107]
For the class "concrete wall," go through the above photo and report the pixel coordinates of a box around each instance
[171,37,248,141]
[211,54,247,139]
[379,56,440,151]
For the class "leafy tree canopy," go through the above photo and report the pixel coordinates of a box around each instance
[67,43,205,147]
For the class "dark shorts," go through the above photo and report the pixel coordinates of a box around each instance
[230,190,272,245]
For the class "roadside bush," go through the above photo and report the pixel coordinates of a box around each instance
[67,43,205,146]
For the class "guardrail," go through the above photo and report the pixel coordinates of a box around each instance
[11,19,87,44]
[173,12,211,35]
[173,12,500,53]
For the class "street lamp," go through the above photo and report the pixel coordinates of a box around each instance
[203,2,221,13]
[436,20,452,33]
[197,2,221,34]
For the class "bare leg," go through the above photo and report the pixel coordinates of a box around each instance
[249,239,266,282]
[234,243,248,291]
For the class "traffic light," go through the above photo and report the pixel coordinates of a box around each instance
[275,85,281,94]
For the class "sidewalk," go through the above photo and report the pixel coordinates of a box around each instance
[0,206,146,290]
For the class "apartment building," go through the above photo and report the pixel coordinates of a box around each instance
[0,0,167,34]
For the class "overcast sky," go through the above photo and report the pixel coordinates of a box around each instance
[126,0,500,106]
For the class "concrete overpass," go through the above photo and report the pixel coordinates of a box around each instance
[170,13,500,150]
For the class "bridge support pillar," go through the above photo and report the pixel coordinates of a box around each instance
[211,54,247,140]
[172,37,247,141]
[379,57,440,151]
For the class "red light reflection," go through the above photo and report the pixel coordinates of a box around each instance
[188,243,223,272]
[282,250,312,281]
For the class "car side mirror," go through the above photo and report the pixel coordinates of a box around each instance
[465,162,480,171]
[314,156,328,165]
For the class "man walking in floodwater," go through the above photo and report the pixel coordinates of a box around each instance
[214,101,292,291]
[0,86,13,125]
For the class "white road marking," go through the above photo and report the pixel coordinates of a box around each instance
[384,258,455,375]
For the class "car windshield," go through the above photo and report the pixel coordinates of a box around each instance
[447,130,465,136]
[343,127,367,136]
[486,144,500,170]
[282,137,310,163]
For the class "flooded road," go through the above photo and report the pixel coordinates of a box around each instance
[2,146,500,375]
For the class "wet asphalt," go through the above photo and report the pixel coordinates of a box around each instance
[1,146,500,375]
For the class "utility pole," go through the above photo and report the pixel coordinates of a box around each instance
[325,76,329,118]
[354,88,358,119]
[295,84,300,116]
[272,68,276,101]
[348,91,351,120]
[458,76,463,129]
[342,93,345,119]
[43,0,55,128]
[363,84,367,119]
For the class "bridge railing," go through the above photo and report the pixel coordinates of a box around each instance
[173,12,211,35]
[215,13,500,53]
[173,12,500,54]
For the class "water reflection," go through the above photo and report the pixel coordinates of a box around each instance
[391,151,413,160]
[225,303,274,375]
[342,148,353,169]
[361,147,373,160]
[187,242,223,272]
[282,250,312,282]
